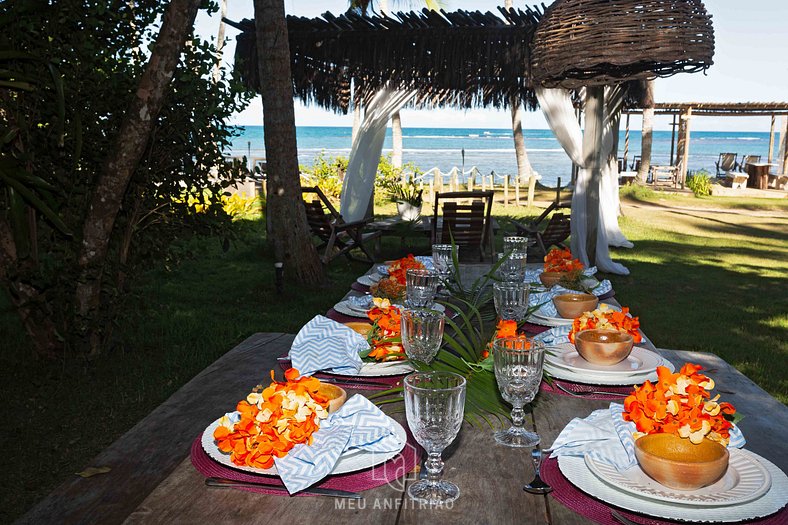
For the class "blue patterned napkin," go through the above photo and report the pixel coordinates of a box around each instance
[274,394,405,494]
[529,281,614,318]
[289,315,367,376]
[549,403,745,472]
[532,325,572,345]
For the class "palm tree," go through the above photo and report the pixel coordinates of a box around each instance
[638,80,655,183]
[253,0,325,285]
[212,0,228,84]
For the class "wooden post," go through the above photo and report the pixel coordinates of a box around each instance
[583,86,605,265]
[781,116,788,176]
[768,114,776,165]
[467,170,474,191]
[680,107,692,188]
[669,113,677,166]
[451,168,458,192]
[675,113,687,183]
[515,173,520,206]
[623,113,630,168]
[428,179,434,202]
[503,174,509,206]
[481,173,486,191]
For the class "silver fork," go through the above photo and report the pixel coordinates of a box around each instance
[555,383,629,398]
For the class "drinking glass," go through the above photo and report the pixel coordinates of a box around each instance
[492,337,545,447]
[404,371,466,505]
[493,282,530,322]
[431,244,454,276]
[406,269,439,308]
[503,236,529,256]
[497,251,528,282]
[401,308,445,364]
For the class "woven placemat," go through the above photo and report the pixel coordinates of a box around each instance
[541,456,787,524]
[191,431,419,497]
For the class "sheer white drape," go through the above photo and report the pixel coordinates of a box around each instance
[536,86,632,275]
[340,87,416,223]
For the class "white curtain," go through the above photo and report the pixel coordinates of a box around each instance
[536,86,632,275]
[340,87,416,223]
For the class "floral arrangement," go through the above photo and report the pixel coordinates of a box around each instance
[544,247,584,273]
[371,255,425,301]
[387,254,425,285]
[623,363,737,446]
[480,319,530,359]
[364,298,405,362]
[569,304,642,344]
[370,278,406,302]
[213,369,329,469]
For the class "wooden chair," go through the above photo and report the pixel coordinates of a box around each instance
[715,153,738,177]
[431,190,494,261]
[301,186,381,265]
[652,165,679,186]
[511,179,571,260]
[737,154,761,172]
[630,155,642,172]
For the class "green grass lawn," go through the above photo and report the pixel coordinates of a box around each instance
[1,190,786,521]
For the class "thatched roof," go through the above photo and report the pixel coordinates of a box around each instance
[229,7,545,113]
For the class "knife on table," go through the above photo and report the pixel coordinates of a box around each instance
[205,477,362,499]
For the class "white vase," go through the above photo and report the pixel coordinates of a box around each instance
[396,200,421,221]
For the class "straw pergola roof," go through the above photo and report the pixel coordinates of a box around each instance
[230,7,545,114]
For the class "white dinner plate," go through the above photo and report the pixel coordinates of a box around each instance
[544,359,674,386]
[546,344,663,376]
[558,452,788,523]
[357,273,382,287]
[202,417,407,476]
[334,300,446,319]
[528,312,575,327]
[585,451,772,507]
[330,359,415,377]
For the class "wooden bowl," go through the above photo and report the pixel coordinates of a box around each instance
[344,322,372,337]
[539,271,566,288]
[635,433,729,490]
[574,329,634,365]
[553,293,599,319]
[317,383,347,413]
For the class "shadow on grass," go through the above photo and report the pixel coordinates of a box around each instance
[607,238,788,404]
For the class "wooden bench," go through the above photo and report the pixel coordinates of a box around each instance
[725,171,749,189]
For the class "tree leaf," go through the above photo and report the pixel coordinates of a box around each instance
[75,466,111,478]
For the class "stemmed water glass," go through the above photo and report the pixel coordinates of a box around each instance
[497,251,528,282]
[404,371,466,505]
[492,337,545,447]
[493,281,530,322]
[401,309,445,364]
[406,268,439,308]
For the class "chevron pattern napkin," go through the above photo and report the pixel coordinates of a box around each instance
[289,315,368,376]
[549,403,746,471]
[274,394,405,494]
[529,281,614,318]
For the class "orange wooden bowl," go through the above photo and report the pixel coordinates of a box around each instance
[574,329,634,365]
[553,293,599,319]
[317,383,348,413]
[635,433,729,490]
[539,271,566,288]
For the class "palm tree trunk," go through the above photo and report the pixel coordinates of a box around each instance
[391,111,403,168]
[212,0,228,83]
[75,0,203,355]
[638,80,655,183]
[254,0,324,285]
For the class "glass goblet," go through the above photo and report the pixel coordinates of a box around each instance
[401,308,445,364]
[431,244,454,277]
[406,268,439,308]
[493,281,530,322]
[492,337,545,447]
[503,236,529,257]
[497,251,528,283]
[404,371,466,505]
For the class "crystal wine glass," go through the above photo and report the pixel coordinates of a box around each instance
[401,308,445,364]
[404,371,466,505]
[406,268,439,308]
[492,337,545,447]
[493,281,530,322]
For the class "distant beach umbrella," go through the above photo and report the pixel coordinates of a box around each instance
[531,0,715,89]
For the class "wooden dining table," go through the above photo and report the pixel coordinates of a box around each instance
[19,265,788,525]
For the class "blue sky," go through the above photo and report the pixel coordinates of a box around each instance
[195,1,788,131]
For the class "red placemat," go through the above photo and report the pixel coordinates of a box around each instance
[540,380,632,401]
[351,282,370,293]
[191,430,419,497]
[326,308,368,324]
[521,322,551,335]
[541,456,787,525]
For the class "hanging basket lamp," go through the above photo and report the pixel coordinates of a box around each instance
[530,0,714,89]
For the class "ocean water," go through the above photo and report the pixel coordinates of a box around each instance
[229,126,779,188]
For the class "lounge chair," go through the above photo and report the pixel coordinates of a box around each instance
[630,155,642,173]
[652,165,678,186]
[737,155,761,172]
[431,190,495,261]
[302,186,381,265]
[511,178,571,260]
[715,153,737,177]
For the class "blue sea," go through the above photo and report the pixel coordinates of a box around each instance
[229,126,776,187]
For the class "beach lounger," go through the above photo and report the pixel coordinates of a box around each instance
[715,153,737,177]
[302,186,381,265]
[432,190,495,261]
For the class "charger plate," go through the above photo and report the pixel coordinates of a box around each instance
[544,358,675,386]
[357,273,382,287]
[546,344,662,376]
[558,452,788,522]
[202,417,407,476]
[585,450,771,507]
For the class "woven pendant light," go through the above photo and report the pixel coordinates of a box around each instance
[531,0,714,88]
